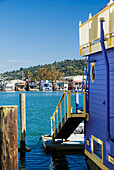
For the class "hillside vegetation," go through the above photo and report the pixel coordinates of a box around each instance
[1,59,85,80]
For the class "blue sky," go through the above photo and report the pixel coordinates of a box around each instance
[0,0,109,73]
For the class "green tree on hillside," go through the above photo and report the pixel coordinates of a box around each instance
[25,70,33,78]
[37,67,50,80]
[1,59,85,80]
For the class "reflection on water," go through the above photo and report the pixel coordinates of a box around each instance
[50,152,69,170]
[19,144,87,170]
[19,152,26,170]
[50,150,86,170]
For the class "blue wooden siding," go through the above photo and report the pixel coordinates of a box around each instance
[85,47,114,169]
[109,48,114,140]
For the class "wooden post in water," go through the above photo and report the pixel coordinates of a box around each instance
[19,93,26,152]
[0,106,18,170]
[19,93,31,153]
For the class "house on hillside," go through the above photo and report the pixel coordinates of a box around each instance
[55,81,68,91]
[40,80,52,91]
[62,76,86,90]
[28,81,39,91]
[2,81,15,91]
[15,80,25,91]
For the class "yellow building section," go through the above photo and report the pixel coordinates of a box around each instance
[85,149,110,170]
[79,0,114,56]
[86,139,89,146]
[108,155,114,165]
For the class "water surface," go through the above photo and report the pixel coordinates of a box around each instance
[0,91,87,169]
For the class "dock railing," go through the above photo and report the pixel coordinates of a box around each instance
[50,90,88,136]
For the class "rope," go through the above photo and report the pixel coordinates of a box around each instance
[37,136,42,145]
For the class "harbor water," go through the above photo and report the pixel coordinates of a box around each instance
[0,91,87,169]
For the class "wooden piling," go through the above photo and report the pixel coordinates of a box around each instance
[19,93,31,153]
[0,106,18,170]
[19,93,26,152]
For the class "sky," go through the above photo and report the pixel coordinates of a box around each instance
[0,0,110,73]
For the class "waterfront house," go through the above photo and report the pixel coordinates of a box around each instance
[40,80,52,91]
[62,76,74,90]
[56,81,68,91]
[62,75,86,90]
[2,81,15,91]
[15,80,25,91]
[73,76,84,89]
[28,81,39,91]
[0,79,3,91]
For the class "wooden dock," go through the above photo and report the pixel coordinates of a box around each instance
[42,134,84,151]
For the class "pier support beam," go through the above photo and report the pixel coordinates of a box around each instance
[19,93,26,151]
[19,93,31,153]
[0,106,18,170]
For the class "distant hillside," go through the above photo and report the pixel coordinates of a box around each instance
[1,59,85,80]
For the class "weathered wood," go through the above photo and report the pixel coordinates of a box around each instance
[19,93,26,151]
[0,106,18,170]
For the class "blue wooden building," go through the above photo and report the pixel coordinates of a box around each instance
[79,0,114,169]
[49,1,114,169]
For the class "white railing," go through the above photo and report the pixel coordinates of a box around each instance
[79,1,114,56]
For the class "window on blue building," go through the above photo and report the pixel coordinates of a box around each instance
[93,139,102,159]
[91,135,103,163]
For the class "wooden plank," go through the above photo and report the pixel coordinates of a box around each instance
[86,123,107,139]
[89,90,105,96]
[71,113,87,118]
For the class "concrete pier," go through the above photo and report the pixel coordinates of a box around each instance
[0,106,18,170]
